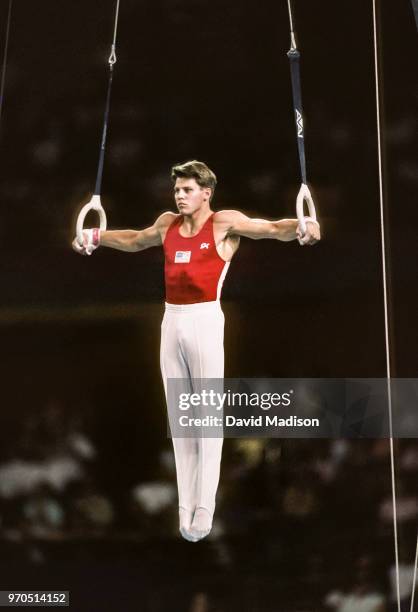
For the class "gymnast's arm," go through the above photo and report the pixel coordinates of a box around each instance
[215,210,320,245]
[72,212,176,255]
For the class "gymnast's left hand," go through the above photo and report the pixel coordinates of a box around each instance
[296,220,321,246]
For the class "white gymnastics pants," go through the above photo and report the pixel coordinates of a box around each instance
[160,300,224,516]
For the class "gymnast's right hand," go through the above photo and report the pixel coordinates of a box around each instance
[72,228,100,256]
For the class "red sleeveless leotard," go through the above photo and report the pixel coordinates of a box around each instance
[163,214,230,305]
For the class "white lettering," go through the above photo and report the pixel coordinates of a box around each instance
[296,109,303,138]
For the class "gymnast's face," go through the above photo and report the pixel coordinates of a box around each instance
[174,178,211,216]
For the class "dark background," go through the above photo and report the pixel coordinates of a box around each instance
[0,0,417,610]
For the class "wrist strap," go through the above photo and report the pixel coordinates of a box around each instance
[92,228,101,246]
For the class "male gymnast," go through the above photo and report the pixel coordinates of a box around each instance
[72,160,320,542]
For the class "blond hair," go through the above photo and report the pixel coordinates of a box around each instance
[171,160,217,202]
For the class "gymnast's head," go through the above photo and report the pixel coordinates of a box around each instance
[171,160,217,215]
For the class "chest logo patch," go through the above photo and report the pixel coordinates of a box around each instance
[174,250,191,263]
[200,242,210,249]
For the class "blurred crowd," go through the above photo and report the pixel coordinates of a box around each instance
[0,398,417,611]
